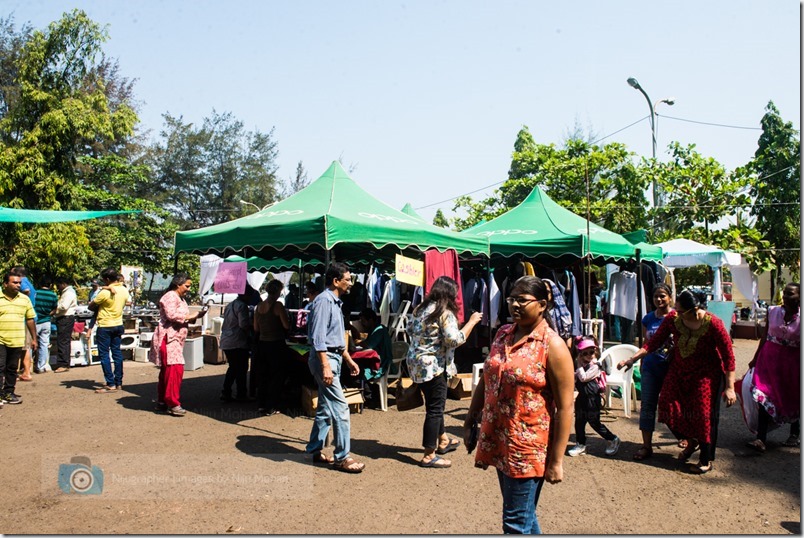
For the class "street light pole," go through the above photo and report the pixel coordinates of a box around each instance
[626,77,674,208]
[239,200,275,212]
[239,200,260,212]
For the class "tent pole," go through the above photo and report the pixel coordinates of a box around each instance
[584,160,592,319]
[636,248,643,347]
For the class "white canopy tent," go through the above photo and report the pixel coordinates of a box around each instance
[655,237,755,308]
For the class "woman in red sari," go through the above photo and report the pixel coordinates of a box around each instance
[622,289,736,474]
[149,274,207,417]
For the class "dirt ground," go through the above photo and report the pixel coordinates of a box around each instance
[0,338,799,535]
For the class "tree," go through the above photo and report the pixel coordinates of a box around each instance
[150,110,280,228]
[432,209,449,228]
[747,101,801,291]
[283,160,309,197]
[649,143,750,242]
[452,126,650,234]
[0,11,171,281]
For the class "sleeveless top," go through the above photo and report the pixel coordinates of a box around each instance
[256,302,286,342]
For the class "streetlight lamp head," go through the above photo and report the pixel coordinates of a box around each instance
[664,97,676,106]
[627,77,641,89]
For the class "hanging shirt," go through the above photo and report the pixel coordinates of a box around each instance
[608,271,646,322]
[488,273,501,328]
[543,278,573,340]
[424,249,465,324]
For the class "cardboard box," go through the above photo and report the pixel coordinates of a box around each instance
[448,373,473,400]
[203,334,226,364]
[302,385,364,417]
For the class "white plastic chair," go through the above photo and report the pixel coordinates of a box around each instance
[375,341,409,411]
[387,300,411,342]
[581,318,605,352]
[600,344,639,418]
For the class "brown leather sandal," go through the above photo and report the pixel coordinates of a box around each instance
[312,452,334,464]
[333,457,365,473]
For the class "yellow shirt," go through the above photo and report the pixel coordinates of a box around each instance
[92,283,130,327]
[0,292,35,348]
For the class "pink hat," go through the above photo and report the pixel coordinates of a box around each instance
[576,337,597,351]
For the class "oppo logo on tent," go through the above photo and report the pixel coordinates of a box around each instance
[358,212,417,224]
[477,229,539,237]
[246,209,303,219]
[575,227,615,235]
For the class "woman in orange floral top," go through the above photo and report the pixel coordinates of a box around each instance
[464,276,574,534]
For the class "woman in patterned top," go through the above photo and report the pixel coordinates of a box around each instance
[464,276,574,534]
[746,282,800,452]
[149,273,208,417]
[406,276,482,468]
[621,288,736,474]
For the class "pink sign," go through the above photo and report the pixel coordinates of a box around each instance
[214,262,247,294]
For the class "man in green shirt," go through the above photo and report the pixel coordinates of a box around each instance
[0,271,37,404]
[34,276,59,373]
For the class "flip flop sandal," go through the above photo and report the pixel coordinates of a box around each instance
[312,452,335,464]
[333,457,365,473]
[436,438,461,455]
[689,461,713,474]
[419,455,451,468]
[677,439,689,448]
[746,439,766,453]
[95,386,118,394]
[632,446,653,461]
[677,442,700,461]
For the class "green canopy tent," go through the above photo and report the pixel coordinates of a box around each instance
[175,161,489,265]
[223,255,325,273]
[0,207,140,222]
[460,186,663,265]
[400,202,426,222]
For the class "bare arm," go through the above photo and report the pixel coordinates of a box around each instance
[274,302,291,332]
[544,335,574,484]
[27,318,38,352]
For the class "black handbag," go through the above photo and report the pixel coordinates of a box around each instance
[395,382,424,411]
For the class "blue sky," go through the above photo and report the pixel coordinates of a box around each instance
[6,1,801,222]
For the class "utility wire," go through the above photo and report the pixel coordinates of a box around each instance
[658,114,764,131]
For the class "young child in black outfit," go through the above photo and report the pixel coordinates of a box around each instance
[568,335,620,457]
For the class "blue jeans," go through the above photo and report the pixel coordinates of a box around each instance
[96,325,125,387]
[638,353,669,432]
[306,352,351,461]
[35,322,51,371]
[496,470,545,534]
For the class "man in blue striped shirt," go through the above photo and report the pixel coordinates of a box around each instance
[305,262,365,473]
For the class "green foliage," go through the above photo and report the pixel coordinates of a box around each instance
[650,143,750,241]
[432,209,449,228]
[708,224,775,275]
[453,126,650,233]
[747,101,801,284]
[149,111,280,229]
[0,11,176,282]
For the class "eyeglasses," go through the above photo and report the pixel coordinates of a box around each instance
[506,296,538,307]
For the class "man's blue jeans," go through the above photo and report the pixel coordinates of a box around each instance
[496,470,545,534]
[35,322,51,371]
[96,325,125,387]
[638,353,669,432]
[306,352,351,462]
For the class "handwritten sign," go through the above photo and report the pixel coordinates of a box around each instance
[395,254,424,287]
[214,262,247,294]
